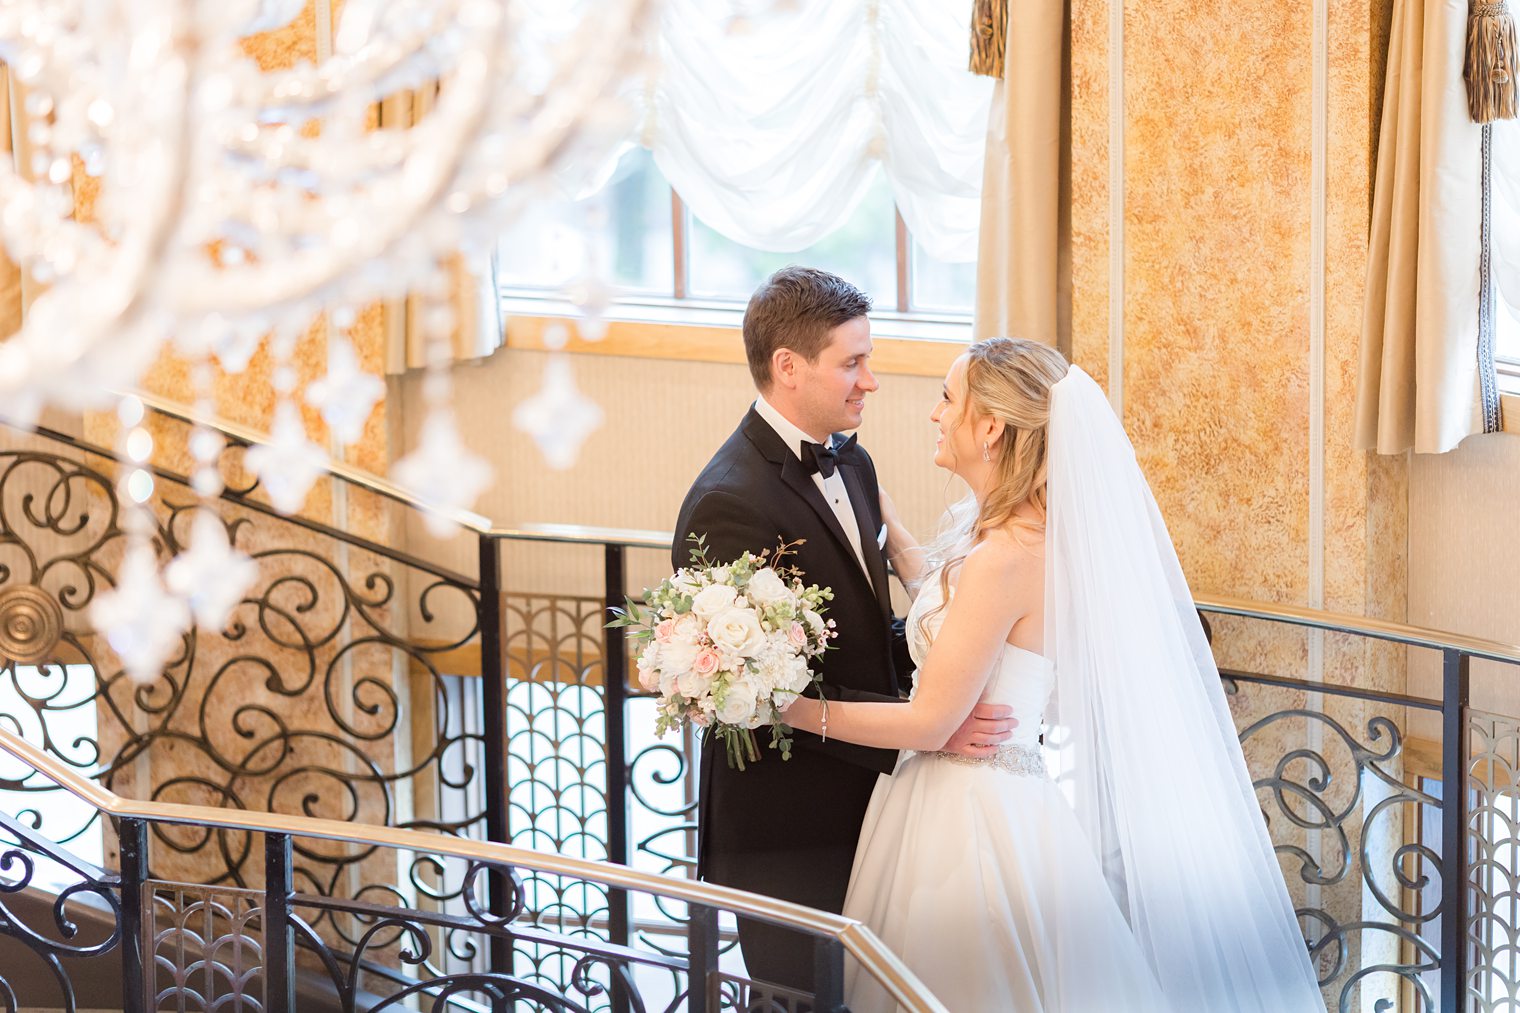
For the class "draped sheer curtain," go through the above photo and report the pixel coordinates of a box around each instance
[642,0,992,262]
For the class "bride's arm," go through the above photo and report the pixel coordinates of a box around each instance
[783,540,1029,752]
[879,487,927,594]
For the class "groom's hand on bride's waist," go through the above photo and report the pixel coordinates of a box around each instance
[940,704,1017,758]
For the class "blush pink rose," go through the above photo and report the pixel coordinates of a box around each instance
[691,649,720,677]
[787,622,808,648]
[654,619,676,643]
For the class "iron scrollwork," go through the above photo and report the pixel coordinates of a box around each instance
[1233,685,1440,1012]
[0,807,123,1013]
[0,439,488,919]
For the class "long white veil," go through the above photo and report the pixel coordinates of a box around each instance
[1043,365,1323,1011]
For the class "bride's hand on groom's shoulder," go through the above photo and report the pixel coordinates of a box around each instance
[940,703,1017,758]
[878,486,926,587]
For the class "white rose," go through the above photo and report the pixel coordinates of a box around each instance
[710,565,732,585]
[746,568,792,607]
[658,670,679,698]
[660,639,699,676]
[706,607,767,656]
[677,669,712,699]
[671,570,700,597]
[691,583,739,618]
[802,610,826,638]
[781,653,813,693]
[716,676,760,726]
[673,614,703,641]
[636,643,662,692]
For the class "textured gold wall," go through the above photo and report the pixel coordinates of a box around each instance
[1069,0,1404,632]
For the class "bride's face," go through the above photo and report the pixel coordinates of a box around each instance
[931,355,979,475]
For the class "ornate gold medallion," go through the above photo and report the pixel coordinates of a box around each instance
[0,584,65,665]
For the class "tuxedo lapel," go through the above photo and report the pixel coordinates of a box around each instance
[839,462,892,615]
[742,411,878,602]
[777,453,864,573]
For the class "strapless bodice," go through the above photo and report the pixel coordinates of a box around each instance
[906,569,1053,748]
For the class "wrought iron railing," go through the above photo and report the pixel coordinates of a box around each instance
[3,404,1520,1011]
[0,725,941,1012]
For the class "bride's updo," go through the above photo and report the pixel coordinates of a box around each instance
[917,337,1069,609]
[962,336,1070,538]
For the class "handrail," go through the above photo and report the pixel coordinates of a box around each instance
[0,725,946,1013]
[129,391,495,534]
[485,521,1520,664]
[18,400,1518,663]
[1193,594,1520,665]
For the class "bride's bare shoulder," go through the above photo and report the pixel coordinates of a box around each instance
[964,526,1043,582]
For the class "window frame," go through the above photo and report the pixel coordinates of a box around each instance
[499,166,975,333]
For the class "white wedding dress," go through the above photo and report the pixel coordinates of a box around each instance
[841,573,1172,1013]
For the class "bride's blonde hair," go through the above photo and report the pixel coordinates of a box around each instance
[916,337,1069,631]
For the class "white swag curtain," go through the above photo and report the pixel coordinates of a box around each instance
[635,0,993,262]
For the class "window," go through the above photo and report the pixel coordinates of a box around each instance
[498,149,976,319]
[0,665,103,886]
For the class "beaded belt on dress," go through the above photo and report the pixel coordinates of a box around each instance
[932,742,1046,776]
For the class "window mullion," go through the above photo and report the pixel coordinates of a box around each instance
[894,207,910,313]
[672,189,689,300]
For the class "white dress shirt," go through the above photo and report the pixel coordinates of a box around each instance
[754,395,874,588]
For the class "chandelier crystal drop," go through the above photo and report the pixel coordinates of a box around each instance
[1,0,661,684]
[0,0,657,418]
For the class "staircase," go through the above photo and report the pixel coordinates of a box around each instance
[3,405,1519,1011]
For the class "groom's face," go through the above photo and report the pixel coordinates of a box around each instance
[791,315,878,435]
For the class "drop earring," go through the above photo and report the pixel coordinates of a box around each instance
[982,441,991,462]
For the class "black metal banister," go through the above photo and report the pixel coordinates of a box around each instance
[0,724,946,1012]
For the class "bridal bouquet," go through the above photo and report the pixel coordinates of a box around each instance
[608,536,834,770]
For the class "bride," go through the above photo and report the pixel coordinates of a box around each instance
[780,338,1322,1012]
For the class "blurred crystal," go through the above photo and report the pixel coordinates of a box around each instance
[91,540,191,685]
[512,355,604,470]
[307,338,383,445]
[393,409,493,537]
[166,510,259,631]
[244,402,327,515]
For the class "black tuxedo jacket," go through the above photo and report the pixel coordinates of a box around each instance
[672,407,913,913]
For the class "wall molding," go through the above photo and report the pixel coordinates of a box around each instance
[501,313,967,379]
[1107,0,1125,416]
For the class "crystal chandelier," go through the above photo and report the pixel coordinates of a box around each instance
[0,0,659,680]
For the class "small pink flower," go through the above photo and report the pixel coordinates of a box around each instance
[787,622,808,648]
[691,649,720,676]
[637,667,660,692]
[655,619,676,643]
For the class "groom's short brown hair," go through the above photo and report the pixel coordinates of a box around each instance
[742,267,872,390]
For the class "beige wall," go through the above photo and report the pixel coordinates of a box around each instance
[394,344,965,607]
[1408,434,1520,739]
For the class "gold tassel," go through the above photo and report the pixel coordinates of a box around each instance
[1465,1,1518,122]
[969,0,1008,79]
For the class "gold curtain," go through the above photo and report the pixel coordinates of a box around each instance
[971,0,1069,349]
[1356,0,1492,453]
[0,69,26,340]
[379,87,505,376]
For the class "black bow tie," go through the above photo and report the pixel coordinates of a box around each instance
[801,434,857,479]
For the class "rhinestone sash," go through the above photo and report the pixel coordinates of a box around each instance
[932,742,1046,777]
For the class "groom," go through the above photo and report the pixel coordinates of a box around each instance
[673,266,1016,992]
